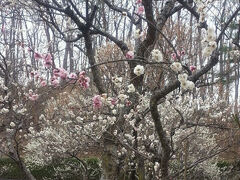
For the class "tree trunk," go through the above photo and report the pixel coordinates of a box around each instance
[18,160,36,180]
[101,147,118,180]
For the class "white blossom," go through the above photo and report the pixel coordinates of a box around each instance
[112,76,123,87]
[10,122,15,128]
[178,73,188,83]
[1,108,9,114]
[186,81,195,90]
[170,62,182,72]
[151,49,163,62]
[127,84,135,93]
[134,65,144,76]
[118,94,128,101]
[203,47,213,57]
[112,109,117,115]
[135,29,141,39]
[154,162,160,171]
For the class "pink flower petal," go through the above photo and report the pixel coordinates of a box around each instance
[137,6,144,15]
[190,65,196,72]
[136,0,142,4]
[92,95,102,109]
[126,51,134,59]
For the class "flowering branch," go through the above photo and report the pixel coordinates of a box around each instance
[150,6,240,178]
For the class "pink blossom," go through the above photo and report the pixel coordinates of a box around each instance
[136,0,142,4]
[51,79,59,87]
[34,52,42,60]
[171,53,177,60]
[53,69,59,76]
[79,71,86,76]
[40,80,47,87]
[44,62,52,68]
[111,98,118,105]
[45,53,52,62]
[68,73,78,83]
[81,77,90,89]
[190,65,196,72]
[137,6,144,15]
[59,69,68,79]
[44,53,53,68]
[78,71,90,89]
[68,73,77,79]
[92,95,102,109]
[29,93,39,101]
[51,76,59,87]
[126,100,132,106]
[181,50,185,56]
[53,68,68,79]
[126,51,134,59]
[30,71,35,77]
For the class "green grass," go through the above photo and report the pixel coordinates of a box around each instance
[0,158,25,179]
[0,157,101,180]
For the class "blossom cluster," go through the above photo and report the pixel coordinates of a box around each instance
[151,49,163,62]
[170,62,182,73]
[195,0,207,23]
[136,0,144,15]
[202,28,217,57]
[178,73,195,90]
